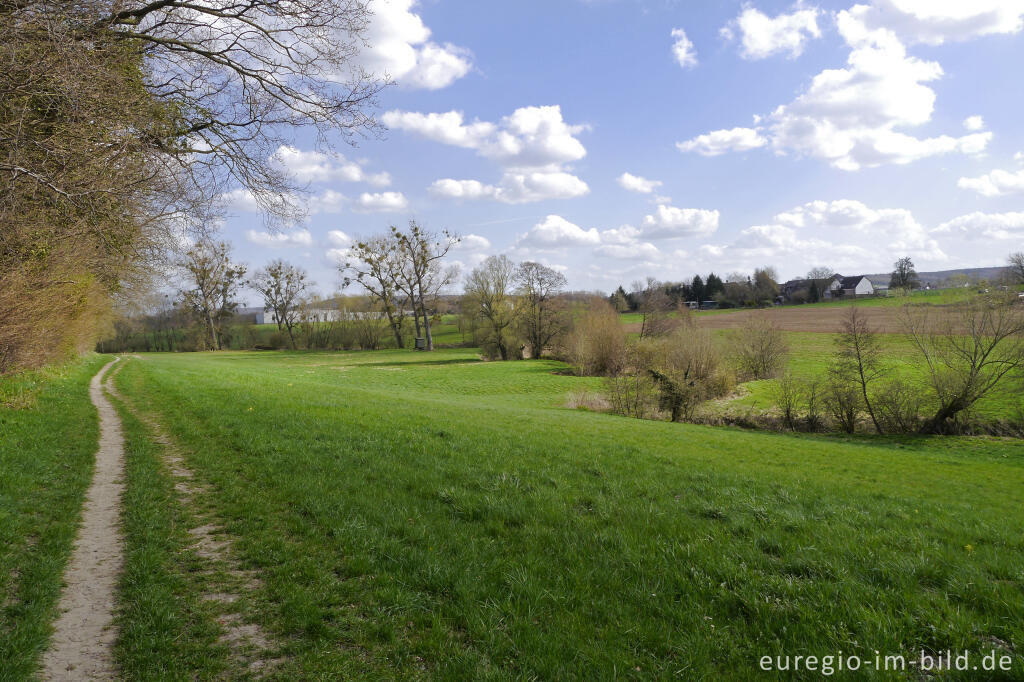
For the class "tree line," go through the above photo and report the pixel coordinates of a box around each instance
[1,0,385,373]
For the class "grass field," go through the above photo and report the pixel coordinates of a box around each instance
[713,331,1024,425]
[0,356,106,679]
[101,349,1024,679]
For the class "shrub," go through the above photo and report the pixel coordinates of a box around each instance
[564,299,627,376]
[645,326,733,422]
[873,378,923,433]
[824,374,861,433]
[731,315,789,380]
[772,371,801,429]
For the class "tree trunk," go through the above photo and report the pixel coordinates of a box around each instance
[386,309,404,349]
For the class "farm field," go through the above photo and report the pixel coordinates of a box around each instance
[78,349,1024,679]
[710,331,1024,425]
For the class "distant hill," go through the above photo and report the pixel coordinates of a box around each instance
[862,266,1008,287]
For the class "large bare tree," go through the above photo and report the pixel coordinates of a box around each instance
[901,294,1024,434]
[464,255,518,360]
[514,261,568,359]
[250,260,310,349]
[341,234,409,349]
[392,222,459,351]
[179,239,246,350]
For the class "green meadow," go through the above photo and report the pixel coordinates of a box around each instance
[98,350,1023,679]
[3,347,1023,679]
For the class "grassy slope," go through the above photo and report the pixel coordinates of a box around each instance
[115,350,1024,680]
[0,355,107,680]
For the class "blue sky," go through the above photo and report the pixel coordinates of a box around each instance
[222,0,1024,298]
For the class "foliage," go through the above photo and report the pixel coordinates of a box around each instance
[564,299,627,376]
[890,256,921,290]
[730,315,789,380]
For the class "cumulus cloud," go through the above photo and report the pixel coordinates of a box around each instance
[272,146,391,186]
[844,0,1024,46]
[721,5,822,60]
[360,0,472,89]
[383,105,586,168]
[246,229,314,248]
[327,230,352,247]
[936,211,1024,239]
[517,215,601,248]
[641,205,720,238]
[706,199,947,273]
[671,28,698,68]
[454,234,492,251]
[682,9,998,171]
[387,105,590,203]
[963,115,986,131]
[617,172,663,194]
[677,127,768,156]
[354,191,409,212]
[430,172,588,204]
[958,168,1024,197]
[594,242,662,261]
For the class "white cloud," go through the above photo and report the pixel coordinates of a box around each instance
[707,199,947,273]
[722,5,822,60]
[246,229,314,248]
[1016,151,1024,162]
[936,211,1024,239]
[384,105,587,169]
[430,172,589,204]
[767,16,992,170]
[387,105,590,204]
[958,168,1024,197]
[685,11,998,171]
[455,234,492,251]
[677,127,768,156]
[671,28,698,68]
[641,205,720,238]
[844,0,1024,46]
[361,0,472,89]
[308,190,347,215]
[963,115,986,131]
[354,191,408,212]
[327,230,352,247]
[272,146,391,187]
[617,172,663,194]
[595,242,662,260]
[517,215,601,248]
[221,188,261,213]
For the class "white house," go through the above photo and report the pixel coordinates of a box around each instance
[838,276,874,297]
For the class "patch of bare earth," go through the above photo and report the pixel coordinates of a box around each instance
[41,359,124,681]
[107,364,283,676]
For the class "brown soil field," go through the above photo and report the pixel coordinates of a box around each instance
[626,304,959,334]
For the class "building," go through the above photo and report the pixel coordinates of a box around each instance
[838,276,874,297]
[781,274,843,301]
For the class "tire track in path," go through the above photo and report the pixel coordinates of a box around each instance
[41,358,124,681]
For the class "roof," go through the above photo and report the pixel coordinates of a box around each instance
[838,275,869,288]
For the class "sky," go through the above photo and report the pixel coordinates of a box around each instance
[220,0,1024,299]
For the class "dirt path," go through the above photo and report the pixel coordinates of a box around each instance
[41,359,124,681]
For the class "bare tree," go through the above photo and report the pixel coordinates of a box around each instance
[463,256,518,360]
[901,295,1024,433]
[250,260,310,349]
[1008,252,1024,285]
[342,234,409,349]
[645,325,730,422]
[807,266,835,280]
[393,222,459,351]
[179,240,246,350]
[515,262,569,358]
[634,278,673,338]
[833,306,886,433]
